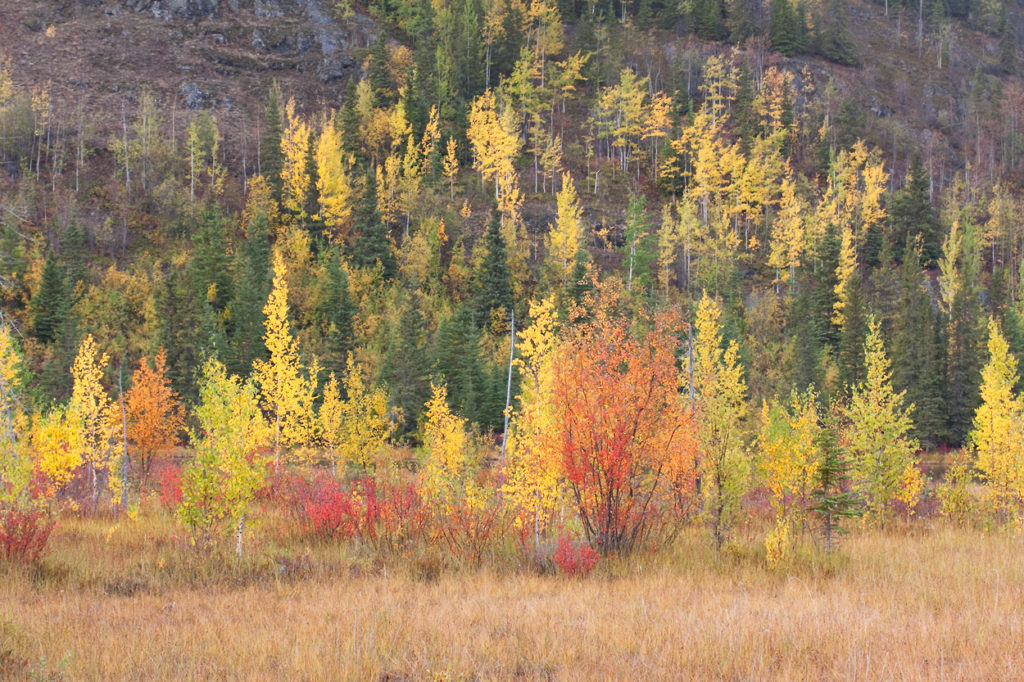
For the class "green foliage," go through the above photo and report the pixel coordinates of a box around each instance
[178,358,269,554]
[260,83,285,199]
[473,212,513,329]
[350,170,397,279]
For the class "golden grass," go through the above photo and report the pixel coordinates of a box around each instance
[2,517,1023,680]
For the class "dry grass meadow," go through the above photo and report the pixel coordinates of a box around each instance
[2,513,1023,681]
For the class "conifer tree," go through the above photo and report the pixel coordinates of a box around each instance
[321,248,355,379]
[769,0,803,56]
[260,83,285,199]
[227,207,272,376]
[31,250,67,345]
[349,169,396,278]
[810,413,861,553]
[836,274,868,390]
[473,211,513,329]
[889,156,940,264]
[891,238,947,446]
[190,199,233,314]
[381,293,431,436]
[368,33,396,108]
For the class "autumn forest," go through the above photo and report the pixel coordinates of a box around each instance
[2,0,1024,676]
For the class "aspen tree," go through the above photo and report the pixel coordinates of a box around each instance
[253,252,319,465]
[971,318,1024,522]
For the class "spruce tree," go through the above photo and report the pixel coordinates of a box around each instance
[157,266,204,402]
[889,156,940,264]
[946,223,986,445]
[433,305,487,425]
[260,83,285,200]
[891,239,947,446]
[473,212,513,329]
[810,414,862,553]
[339,79,364,164]
[321,248,355,379]
[190,199,233,314]
[226,210,272,376]
[769,0,801,56]
[31,250,68,346]
[381,293,431,436]
[349,169,396,279]
[368,33,396,108]
[837,274,868,390]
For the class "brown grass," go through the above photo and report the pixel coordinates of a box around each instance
[2,516,1023,680]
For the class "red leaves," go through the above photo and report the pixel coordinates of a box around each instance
[552,535,600,576]
[0,503,55,564]
[549,285,696,555]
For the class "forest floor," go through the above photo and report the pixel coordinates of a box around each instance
[2,513,1022,680]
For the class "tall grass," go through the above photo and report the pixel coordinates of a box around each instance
[2,514,1022,679]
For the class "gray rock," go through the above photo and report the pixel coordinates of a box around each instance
[179,81,210,109]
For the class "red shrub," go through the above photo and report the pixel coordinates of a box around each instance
[154,462,183,510]
[300,473,358,540]
[552,535,600,577]
[0,503,56,564]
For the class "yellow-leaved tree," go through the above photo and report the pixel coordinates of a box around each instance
[843,318,922,519]
[179,358,271,557]
[253,251,319,465]
[68,334,120,504]
[970,318,1024,524]
[693,293,750,550]
[758,389,822,564]
[320,355,396,474]
[544,173,585,289]
[420,383,482,514]
[314,114,355,242]
[280,97,311,224]
[503,296,564,550]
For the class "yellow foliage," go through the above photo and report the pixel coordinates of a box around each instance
[315,115,355,240]
[253,252,319,463]
[504,297,564,537]
[971,318,1024,522]
[68,334,121,502]
[544,172,584,287]
[280,98,311,222]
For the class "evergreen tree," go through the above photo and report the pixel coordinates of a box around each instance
[769,0,802,56]
[381,293,431,436]
[946,222,986,445]
[368,33,396,108]
[691,0,726,40]
[157,265,204,402]
[889,156,940,264]
[810,413,862,553]
[349,170,396,278]
[31,250,68,346]
[837,274,868,390]
[190,200,233,315]
[226,210,272,377]
[260,83,285,199]
[891,239,947,446]
[62,221,88,296]
[339,79,364,164]
[433,304,487,425]
[321,248,355,379]
[473,212,513,329]
[814,0,858,66]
